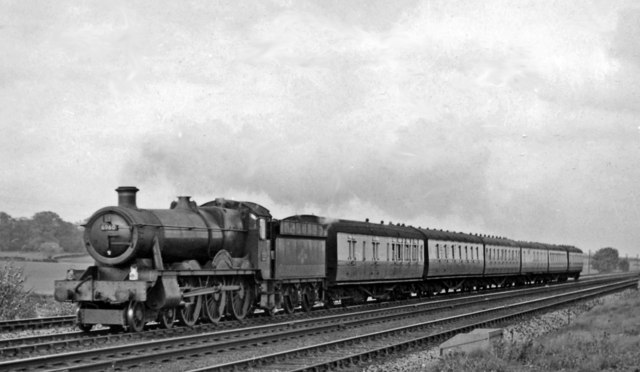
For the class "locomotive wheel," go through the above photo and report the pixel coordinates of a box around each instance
[282,286,299,314]
[178,295,202,327]
[282,294,295,314]
[228,278,253,321]
[301,286,314,313]
[126,301,146,333]
[203,289,226,324]
[158,308,176,329]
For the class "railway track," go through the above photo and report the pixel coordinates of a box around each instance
[0,274,621,359]
[0,272,623,336]
[0,273,625,337]
[0,275,635,371]
[193,278,639,372]
[0,315,75,333]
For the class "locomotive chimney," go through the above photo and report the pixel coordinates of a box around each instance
[176,196,192,209]
[116,186,139,208]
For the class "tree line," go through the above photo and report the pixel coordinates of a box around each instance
[591,247,631,273]
[0,211,84,254]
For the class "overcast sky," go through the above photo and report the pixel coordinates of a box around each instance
[1,0,639,257]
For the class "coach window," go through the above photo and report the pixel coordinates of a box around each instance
[458,246,462,260]
[362,241,366,261]
[451,246,455,260]
[373,241,378,261]
[371,241,376,261]
[436,244,440,259]
[387,243,390,261]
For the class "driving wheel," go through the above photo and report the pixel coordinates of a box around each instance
[126,301,146,332]
[203,283,226,324]
[227,278,254,321]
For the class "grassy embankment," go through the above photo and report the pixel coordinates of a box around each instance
[436,288,640,372]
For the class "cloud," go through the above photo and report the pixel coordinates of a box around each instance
[127,115,491,220]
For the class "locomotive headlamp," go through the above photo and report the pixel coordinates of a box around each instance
[129,264,139,280]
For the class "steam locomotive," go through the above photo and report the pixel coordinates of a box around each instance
[55,187,583,332]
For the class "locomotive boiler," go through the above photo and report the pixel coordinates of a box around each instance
[83,186,267,266]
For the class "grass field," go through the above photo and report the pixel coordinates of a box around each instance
[5,256,94,295]
[436,288,640,371]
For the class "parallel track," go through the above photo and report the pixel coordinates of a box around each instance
[0,272,621,335]
[1,275,636,371]
[0,274,619,359]
[192,278,638,372]
[0,316,74,333]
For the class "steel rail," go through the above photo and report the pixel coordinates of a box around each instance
[0,315,75,333]
[0,273,633,359]
[189,279,638,372]
[1,278,634,371]
[0,274,612,357]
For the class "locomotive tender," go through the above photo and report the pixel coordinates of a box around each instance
[55,187,584,331]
